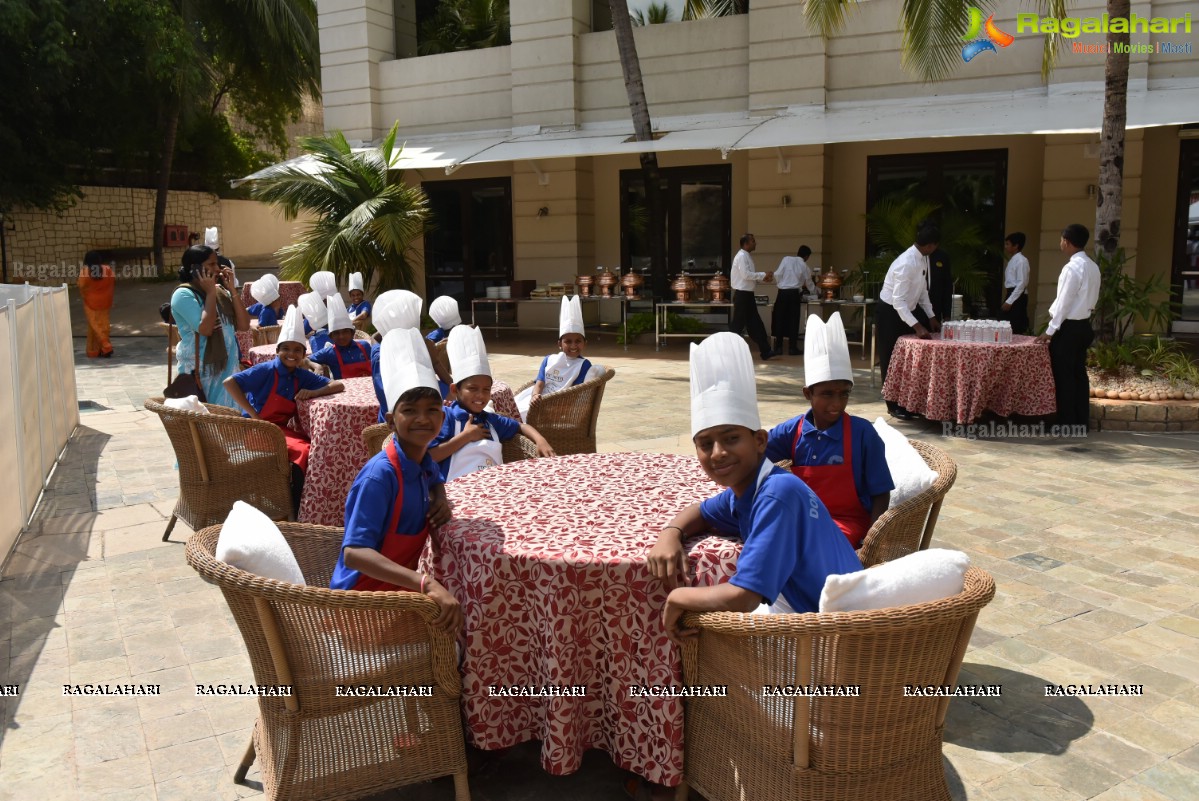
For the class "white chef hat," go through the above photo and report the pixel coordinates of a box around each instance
[278,305,306,346]
[348,272,364,292]
[690,332,760,437]
[310,270,337,299]
[802,312,854,388]
[204,227,219,250]
[381,328,440,413]
[249,274,279,305]
[326,293,354,332]
[429,295,462,329]
[447,324,491,383]
[373,289,422,336]
[559,295,585,338]
[297,291,328,330]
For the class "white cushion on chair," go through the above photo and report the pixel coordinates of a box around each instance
[873,418,937,507]
[819,549,969,613]
[216,501,305,585]
[163,395,209,414]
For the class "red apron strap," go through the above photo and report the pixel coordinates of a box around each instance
[351,436,429,591]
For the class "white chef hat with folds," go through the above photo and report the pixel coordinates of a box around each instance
[348,272,364,292]
[249,274,279,305]
[447,324,491,383]
[429,295,462,329]
[278,305,306,346]
[326,294,354,332]
[310,271,337,299]
[802,312,854,388]
[690,332,760,437]
[372,289,422,336]
[297,291,328,330]
[558,295,585,338]
[382,328,440,413]
[204,227,220,249]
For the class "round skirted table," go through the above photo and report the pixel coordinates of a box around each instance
[433,452,741,787]
[881,333,1056,424]
[247,343,313,366]
[239,279,305,311]
[295,377,381,526]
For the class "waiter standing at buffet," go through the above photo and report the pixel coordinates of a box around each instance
[729,233,777,361]
[1036,224,1100,430]
[876,226,941,419]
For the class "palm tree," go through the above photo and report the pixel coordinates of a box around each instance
[632,2,674,25]
[682,0,747,19]
[418,0,510,55]
[250,123,430,292]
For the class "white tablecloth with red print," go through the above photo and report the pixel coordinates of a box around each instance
[236,281,305,360]
[433,452,740,787]
[881,334,1056,423]
[296,377,381,525]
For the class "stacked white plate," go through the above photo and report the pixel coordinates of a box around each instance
[498,286,511,298]
[486,287,501,298]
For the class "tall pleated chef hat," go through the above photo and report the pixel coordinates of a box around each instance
[348,272,364,292]
[382,328,439,413]
[204,227,219,249]
[447,324,491,383]
[803,312,854,388]
[326,293,354,332]
[690,332,760,437]
[278,305,306,346]
[310,270,337,299]
[297,291,328,330]
[249,274,279,305]
[429,295,462,329]
[559,295,585,338]
[372,290,422,336]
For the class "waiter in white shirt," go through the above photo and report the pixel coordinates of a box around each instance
[1000,231,1031,334]
[876,226,941,418]
[771,245,818,355]
[1036,224,1101,430]
[729,233,777,360]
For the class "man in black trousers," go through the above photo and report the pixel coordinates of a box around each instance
[876,226,941,419]
[729,233,776,360]
[1037,224,1100,431]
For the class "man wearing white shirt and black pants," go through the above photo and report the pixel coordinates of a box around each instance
[1037,224,1101,430]
[730,233,777,360]
[876,226,941,419]
[772,245,817,355]
[1000,231,1031,334]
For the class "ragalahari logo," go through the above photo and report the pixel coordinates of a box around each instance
[961,7,1015,62]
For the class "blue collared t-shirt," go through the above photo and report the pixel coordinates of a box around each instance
[765,412,894,515]
[349,299,372,318]
[257,305,279,327]
[699,461,862,613]
[330,439,443,590]
[230,358,330,416]
[430,401,521,480]
[309,339,371,380]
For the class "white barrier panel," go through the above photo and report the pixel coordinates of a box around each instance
[0,304,18,562]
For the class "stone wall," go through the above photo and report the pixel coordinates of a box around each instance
[1090,398,1199,432]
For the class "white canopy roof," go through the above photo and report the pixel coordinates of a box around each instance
[234,82,1199,186]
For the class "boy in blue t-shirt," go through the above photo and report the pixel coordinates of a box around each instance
[309,295,371,380]
[647,333,861,640]
[348,272,372,328]
[248,277,284,327]
[426,295,461,343]
[329,328,461,633]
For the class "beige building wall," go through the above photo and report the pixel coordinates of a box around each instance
[219,201,314,261]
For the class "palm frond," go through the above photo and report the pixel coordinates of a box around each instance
[803,0,860,38]
[1039,0,1073,82]
[899,0,982,83]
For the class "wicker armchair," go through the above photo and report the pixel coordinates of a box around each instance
[144,397,293,542]
[514,367,615,455]
[679,567,995,801]
[431,339,451,381]
[361,422,536,465]
[186,523,469,801]
[252,325,282,346]
[857,440,957,567]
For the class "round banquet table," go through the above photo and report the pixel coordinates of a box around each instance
[247,342,311,366]
[295,377,381,525]
[881,333,1056,424]
[239,279,305,311]
[434,452,741,787]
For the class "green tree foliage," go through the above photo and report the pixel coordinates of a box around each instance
[632,2,674,25]
[418,0,510,55]
[682,0,747,19]
[250,123,430,292]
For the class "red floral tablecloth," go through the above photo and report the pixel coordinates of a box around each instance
[248,343,312,366]
[296,377,381,526]
[882,334,1056,423]
[239,279,305,311]
[434,452,740,786]
[489,380,518,420]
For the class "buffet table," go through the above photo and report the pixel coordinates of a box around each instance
[434,452,740,786]
[881,334,1056,423]
[471,296,634,349]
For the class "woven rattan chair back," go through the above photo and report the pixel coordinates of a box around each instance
[186,523,470,801]
[145,397,293,542]
[856,439,957,567]
[514,367,615,455]
[252,325,282,346]
[680,567,995,801]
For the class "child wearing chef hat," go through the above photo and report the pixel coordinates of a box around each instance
[224,306,344,510]
[367,290,452,422]
[298,289,330,347]
[764,313,893,549]
[310,270,337,300]
[330,328,462,633]
[428,324,555,482]
[347,272,372,328]
[248,275,283,327]
[309,295,372,380]
[513,295,605,422]
[647,332,860,638]
[425,296,461,344]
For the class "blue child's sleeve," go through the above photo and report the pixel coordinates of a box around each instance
[258,306,278,326]
[764,416,801,464]
[296,367,332,392]
[535,356,549,383]
[698,490,740,537]
[727,490,801,604]
[491,413,521,442]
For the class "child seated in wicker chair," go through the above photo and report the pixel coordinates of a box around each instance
[514,295,604,422]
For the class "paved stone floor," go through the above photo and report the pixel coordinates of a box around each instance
[1,330,1198,800]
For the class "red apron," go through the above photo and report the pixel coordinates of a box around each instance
[791,414,872,549]
[258,371,311,472]
[352,436,431,591]
[333,341,372,379]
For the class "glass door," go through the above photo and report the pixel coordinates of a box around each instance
[423,178,513,308]
[1173,137,1199,332]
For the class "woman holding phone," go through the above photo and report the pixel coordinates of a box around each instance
[169,245,250,407]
